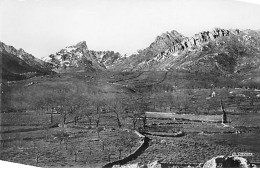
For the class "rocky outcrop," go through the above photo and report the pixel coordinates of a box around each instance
[88,50,123,69]
[154,28,232,61]
[181,28,230,48]
[149,30,186,53]
[70,41,88,49]
[203,155,256,168]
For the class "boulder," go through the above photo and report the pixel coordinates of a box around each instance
[73,41,88,49]
[203,156,254,168]
[112,163,141,168]
[203,155,225,168]
[147,160,162,168]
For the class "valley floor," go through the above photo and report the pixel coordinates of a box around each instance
[1,71,260,167]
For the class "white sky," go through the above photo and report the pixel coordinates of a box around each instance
[0,0,260,58]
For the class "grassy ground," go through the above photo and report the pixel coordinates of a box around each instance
[129,110,260,167]
[0,111,141,167]
[0,126,141,167]
[1,71,260,167]
[129,133,258,166]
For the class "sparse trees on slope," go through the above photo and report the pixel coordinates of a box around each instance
[127,92,152,130]
[109,101,123,128]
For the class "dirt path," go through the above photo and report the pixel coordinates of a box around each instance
[150,72,168,86]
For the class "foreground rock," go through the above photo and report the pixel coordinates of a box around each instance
[112,160,162,168]
[112,163,143,168]
[147,160,162,168]
[203,155,256,168]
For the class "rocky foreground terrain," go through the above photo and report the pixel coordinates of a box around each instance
[113,156,257,168]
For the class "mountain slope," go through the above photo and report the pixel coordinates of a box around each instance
[111,30,185,71]
[0,41,53,81]
[113,28,260,75]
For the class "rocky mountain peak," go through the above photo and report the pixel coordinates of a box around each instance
[156,30,185,41]
[70,41,88,50]
[154,28,234,56]
[40,41,123,72]
[149,30,185,53]
[18,48,26,54]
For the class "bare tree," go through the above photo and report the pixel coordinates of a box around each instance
[109,102,123,128]
[86,112,93,128]
[53,129,70,145]
[91,97,106,127]
[32,139,44,166]
[96,126,105,139]
[129,113,140,129]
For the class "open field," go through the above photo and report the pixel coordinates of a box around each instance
[0,111,141,167]
[1,71,260,167]
[129,111,260,167]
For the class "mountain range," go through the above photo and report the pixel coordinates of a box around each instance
[1,28,260,81]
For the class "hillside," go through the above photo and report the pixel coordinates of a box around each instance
[0,41,53,81]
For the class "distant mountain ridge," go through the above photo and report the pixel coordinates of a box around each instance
[0,41,53,81]
[112,28,260,75]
